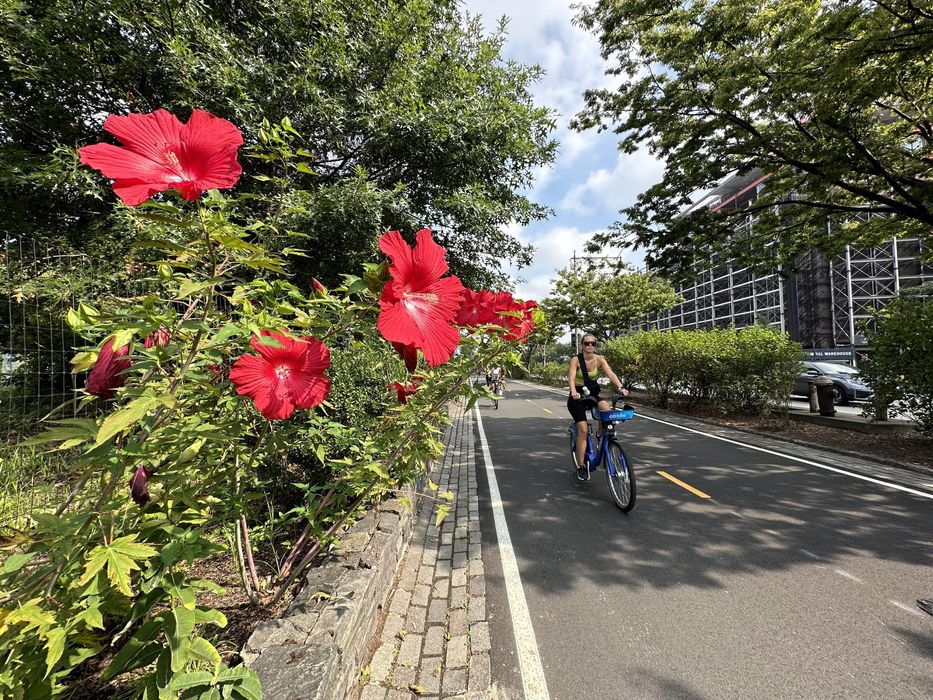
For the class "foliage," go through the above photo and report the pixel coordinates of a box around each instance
[859,294,933,433]
[0,120,525,698]
[541,265,681,340]
[603,327,802,412]
[0,0,556,292]
[574,0,933,275]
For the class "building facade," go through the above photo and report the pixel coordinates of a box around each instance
[648,172,933,355]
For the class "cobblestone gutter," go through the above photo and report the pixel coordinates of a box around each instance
[241,487,424,700]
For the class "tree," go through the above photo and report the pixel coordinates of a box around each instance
[573,0,933,276]
[859,286,933,433]
[0,0,556,290]
[542,265,681,340]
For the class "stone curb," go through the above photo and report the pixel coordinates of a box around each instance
[522,378,933,479]
[242,479,425,700]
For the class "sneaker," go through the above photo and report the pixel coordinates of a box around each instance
[576,465,588,481]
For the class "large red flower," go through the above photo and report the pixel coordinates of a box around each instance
[377,229,465,367]
[455,289,502,327]
[86,338,132,399]
[502,299,538,342]
[389,377,423,405]
[229,331,330,420]
[78,109,243,206]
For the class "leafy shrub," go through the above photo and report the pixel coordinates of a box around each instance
[859,294,933,433]
[605,326,802,413]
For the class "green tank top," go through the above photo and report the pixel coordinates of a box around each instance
[575,359,600,386]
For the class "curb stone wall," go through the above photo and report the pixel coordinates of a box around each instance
[242,481,425,700]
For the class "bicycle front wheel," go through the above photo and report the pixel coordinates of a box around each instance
[605,440,635,512]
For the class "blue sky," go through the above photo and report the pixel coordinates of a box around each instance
[462,0,665,303]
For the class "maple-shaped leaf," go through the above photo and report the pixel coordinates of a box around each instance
[80,534,158,597]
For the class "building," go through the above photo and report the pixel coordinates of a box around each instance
[648,171,933,360]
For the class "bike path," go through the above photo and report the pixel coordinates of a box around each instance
[475,380,933,700]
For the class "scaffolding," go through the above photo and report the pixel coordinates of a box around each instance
[648,232,932,349]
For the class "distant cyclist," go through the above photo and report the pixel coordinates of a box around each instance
[490,365,502,391]
[567,333,627,481]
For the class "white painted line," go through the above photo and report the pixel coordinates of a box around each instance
[799,549,822,560]
[636,413,933,500]
[889,600,924,617]
[833,569,864,584]
[473,403,550,700]
[513,379,933,500]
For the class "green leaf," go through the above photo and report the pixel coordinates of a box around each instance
[188,637,222,670]
[169,607,196,672]
[168,671,214,691]
[103,618,163,680]
[96,393,174,445]
[80,535,157,597]
[44,627,66,678]
[23,419,98,447]
[1,552,36,574]
[434,504,450,528]
[194,607,228,628]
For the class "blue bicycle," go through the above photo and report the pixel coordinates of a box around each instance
[568,396,636,511]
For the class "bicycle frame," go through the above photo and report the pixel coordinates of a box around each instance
[569,403,633,477]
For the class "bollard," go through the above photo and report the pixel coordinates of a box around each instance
[813,376,836,417]
[807,381,819,413]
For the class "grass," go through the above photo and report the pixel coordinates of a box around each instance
[0,444,73,530]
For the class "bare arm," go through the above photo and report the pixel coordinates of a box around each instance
[599,356,628,395]
[567,356,580,398]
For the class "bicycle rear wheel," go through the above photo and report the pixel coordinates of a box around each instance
[605,439,635,511]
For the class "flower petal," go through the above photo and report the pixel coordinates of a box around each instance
[378,230,413,286]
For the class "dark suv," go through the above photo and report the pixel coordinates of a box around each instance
[793,361,873,405]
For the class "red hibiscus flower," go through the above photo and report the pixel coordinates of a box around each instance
[229,331,330,420]
[78,109,243,206]
[144,325,171,348]
[129,466,151,506]
[389,376,423,405]
[391,342,419,373]
[456,289,503,327]
[377,229,465,367]
[86,338,132,399]
[502,299,538,341]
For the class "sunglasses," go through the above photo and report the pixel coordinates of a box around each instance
[582,340,597,346]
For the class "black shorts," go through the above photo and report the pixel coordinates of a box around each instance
[567,386,599,423]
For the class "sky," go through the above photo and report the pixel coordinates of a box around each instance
[461,0,666,303]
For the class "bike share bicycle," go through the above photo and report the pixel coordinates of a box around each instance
[568,388,637,511]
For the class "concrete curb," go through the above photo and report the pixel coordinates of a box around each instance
[520,378,933,480]
[242,479,424,700]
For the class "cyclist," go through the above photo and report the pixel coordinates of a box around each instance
[490,365,502,392]
[567,333,627,481]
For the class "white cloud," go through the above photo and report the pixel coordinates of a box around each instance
[560,148,665,215]
[506,224,645,302]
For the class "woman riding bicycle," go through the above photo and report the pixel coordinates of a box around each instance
[567,333,627,481]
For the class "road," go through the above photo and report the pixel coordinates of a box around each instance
[474,380,933,700]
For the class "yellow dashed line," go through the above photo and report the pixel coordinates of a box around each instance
[657,471,711,499]
[524,397,553,415]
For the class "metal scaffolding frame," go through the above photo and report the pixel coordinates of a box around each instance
[649,232,931,346]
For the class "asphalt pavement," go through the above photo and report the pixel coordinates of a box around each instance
[474,380,933,700]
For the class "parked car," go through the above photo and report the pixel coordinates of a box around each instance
[793,361,873,405]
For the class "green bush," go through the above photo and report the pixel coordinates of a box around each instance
[540,362,567,388]
[859,294,933,433]
[605,326,802,413]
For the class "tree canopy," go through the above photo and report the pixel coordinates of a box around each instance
[0,0,557,289]
[573,0,933,275]
[542,265,681,340]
